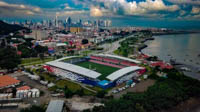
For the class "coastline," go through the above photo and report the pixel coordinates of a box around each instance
[152,30,200,36]
[140,34,200,81]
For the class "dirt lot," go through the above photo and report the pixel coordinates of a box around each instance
[113,79,155,98]
[17,75,51,105]
[66,96,103,112]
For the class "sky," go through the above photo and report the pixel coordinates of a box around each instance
[0,0,200,29]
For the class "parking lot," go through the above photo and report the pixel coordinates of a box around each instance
[17,75,51,105]
[111,79,155,99]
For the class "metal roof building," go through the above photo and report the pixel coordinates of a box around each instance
[46,61,101,79]
[106,66,143,81]
[55,56,79,62]
[46,100,65,112]
[94,54,141,64]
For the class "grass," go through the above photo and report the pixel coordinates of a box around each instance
[49,79,94,95]
[75,61,120,80]
[21,57,54,66]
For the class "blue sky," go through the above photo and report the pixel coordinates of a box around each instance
[0,0,200,29]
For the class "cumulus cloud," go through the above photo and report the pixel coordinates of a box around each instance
[73,0,179,17]
[191,6,200,14]
[167,0,200,5]
[56,10,88,16]
[0,1,42,17]
[90,6,103,17]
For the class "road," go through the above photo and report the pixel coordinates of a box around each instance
[100,34,134,54]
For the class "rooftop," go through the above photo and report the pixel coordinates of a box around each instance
[94,54,141,64]
[46,61,101,79]
[106,66,143,81]
[0,75,20,89]
[46,100,65,112]
[17,86,31,91]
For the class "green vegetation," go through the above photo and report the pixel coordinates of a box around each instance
[0,20,29,35]
[81,50,93,56]
[0,46,21,71]
[114,32,152,57]
[20,105,46,112]
[21,57,54,66]
[62,56,82,61]
[114,36,138,57]
[82,39,89,44]
[96,90,107,98]
[75,61,120,80]
[49,79,94,96]
[88,69,200,112]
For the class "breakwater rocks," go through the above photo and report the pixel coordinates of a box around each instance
[141,37,155,43]
[138,44,148,51]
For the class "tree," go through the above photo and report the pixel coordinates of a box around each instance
[82,39,89,45]
[0,46,21,71]
[76,88,84,96]
[35,45,48,54]
[39,53,45,62]
[64,86,74,98]
[96,90,106,98]
[20,105,45,112]
[17,44,32,58]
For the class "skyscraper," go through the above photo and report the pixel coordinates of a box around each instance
[66,17,72,26]
[55,15,58,27]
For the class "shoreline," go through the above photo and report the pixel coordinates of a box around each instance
[152,30,200,36]
[140,34,200,81]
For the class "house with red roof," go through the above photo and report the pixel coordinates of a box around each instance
[0,75,20,89]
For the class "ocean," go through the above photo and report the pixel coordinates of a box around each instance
[142,33,200,68]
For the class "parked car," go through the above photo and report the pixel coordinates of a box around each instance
[112,90,118,94]
[131,83,136,87]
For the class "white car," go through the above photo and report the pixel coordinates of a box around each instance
[131,83,136,87]
[118,88,123,91]
[122,87,126,90]
[112,90,118,94]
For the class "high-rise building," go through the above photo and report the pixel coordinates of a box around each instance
[79,19,82,26]
[55,15,58,27]
[66,17,72,26]
[104,20,112,27]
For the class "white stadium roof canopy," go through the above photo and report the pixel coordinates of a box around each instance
[94,54,141,64]
[106,66,143,81]
[55,56,79,62]
[46,61,101,79]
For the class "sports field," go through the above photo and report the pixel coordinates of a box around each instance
[75,61,120,80]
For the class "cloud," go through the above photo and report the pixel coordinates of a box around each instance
[167,0,200,5]
[90,6,103,17]
[138,0,179,12]
[191,6,200,14]
[73,0,179,17]
[56,10,88,16]
[0,1,42,17]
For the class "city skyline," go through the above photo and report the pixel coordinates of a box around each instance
[0,0,200,29]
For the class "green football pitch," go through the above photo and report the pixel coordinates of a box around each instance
[75,61,120,80]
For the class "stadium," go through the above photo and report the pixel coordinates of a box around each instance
[43,54,146,89]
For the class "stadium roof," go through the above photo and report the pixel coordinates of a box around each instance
[55,56,79,62]
[0,75,20,89]
[106,66,143,81]
[46,100,64,112]
[46,61,101,79]
[94,54,141,64]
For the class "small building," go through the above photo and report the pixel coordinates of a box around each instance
[17,86,31,91]
[0,75,20,89]
[70,27,83,33]
[46,100,66,112]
